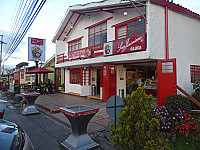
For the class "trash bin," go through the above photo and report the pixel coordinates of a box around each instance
[14,85,20,94]
[0,100,7,119]
[91,84,96,96]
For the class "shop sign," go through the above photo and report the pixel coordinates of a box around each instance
[68,48,91,60]
[103,66,107,76]
[103,42,113,56]
[28,37,46,61]
[113,34,146,55]
[119,69,124,80]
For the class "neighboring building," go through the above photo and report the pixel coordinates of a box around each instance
[52,0,200,106]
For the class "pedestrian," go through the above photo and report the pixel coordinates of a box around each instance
[46,78,53,94]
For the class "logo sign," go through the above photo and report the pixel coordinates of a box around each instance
[113,33,146,55]
[28,37,46,61]
[104,42,113,56]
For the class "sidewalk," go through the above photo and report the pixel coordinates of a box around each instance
[8,83,111,134]
[34,93,112,134]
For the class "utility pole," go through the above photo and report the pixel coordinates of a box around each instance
[0,35,6,75]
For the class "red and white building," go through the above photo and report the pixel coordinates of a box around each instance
[52,0,200,106]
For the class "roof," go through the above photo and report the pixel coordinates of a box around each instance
[52,0,200,43]
[42,54,55,68]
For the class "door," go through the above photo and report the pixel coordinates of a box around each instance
[157,59,177,107]
[55,68,61,90]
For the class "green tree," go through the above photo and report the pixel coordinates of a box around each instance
[110,87,171,150]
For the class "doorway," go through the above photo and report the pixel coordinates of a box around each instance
[97,69,101,96]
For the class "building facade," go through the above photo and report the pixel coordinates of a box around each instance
[52,0,200,106]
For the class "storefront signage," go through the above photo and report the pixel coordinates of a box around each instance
[68,48,91,60]
[28,37,46,61]
[103,42,113,56]
[113,34,146,55]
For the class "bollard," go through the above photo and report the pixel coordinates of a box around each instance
[0,100,7,119]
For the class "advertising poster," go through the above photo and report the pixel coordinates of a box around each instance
[28,37,46,61]
[103,42,113,56]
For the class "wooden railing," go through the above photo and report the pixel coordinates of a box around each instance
[177,85,200,113]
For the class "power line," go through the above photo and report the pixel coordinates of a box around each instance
[2,0,46,63]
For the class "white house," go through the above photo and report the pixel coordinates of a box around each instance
[52,0,200,106]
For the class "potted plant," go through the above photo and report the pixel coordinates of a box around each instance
[21,99,27,110]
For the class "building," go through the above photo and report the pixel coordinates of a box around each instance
[52,0,200,106]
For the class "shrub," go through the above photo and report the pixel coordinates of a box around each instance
[110,87,171,150]
[192,79,200,109]
[164,95,191,116]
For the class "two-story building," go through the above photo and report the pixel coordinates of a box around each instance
[52,0,200,106]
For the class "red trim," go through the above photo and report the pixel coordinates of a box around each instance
[63,14,81,41]
[165,6,169,59]
[67,36,84,43]
[64,68,65,91]
[150,0,200,20]
[85,16,113,29]
[112,15,146,28]
[60,108,99,117]
[57,13,74,40]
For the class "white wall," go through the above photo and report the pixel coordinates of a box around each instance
[116,65,126,98]
[168,10,200,95]
[147,2,166,59]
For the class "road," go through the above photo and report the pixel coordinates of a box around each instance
[3,97,71,150]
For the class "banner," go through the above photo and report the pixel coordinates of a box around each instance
[28,37,46,61]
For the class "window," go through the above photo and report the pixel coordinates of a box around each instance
[26,76,31,81]
[70,69,90,85]
[116,18,145,40]
[89,22,107,49]
[68,39,82,52]
[70,70,81,84]
[191,65,200,83]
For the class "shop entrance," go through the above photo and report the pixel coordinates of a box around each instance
[126,63,157,96]
[97,69,101,96]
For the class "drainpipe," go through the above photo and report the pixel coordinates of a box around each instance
[165,6,169,59]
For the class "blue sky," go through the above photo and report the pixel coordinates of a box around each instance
[0,0,200,69]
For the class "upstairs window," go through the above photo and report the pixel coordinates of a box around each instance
[115,17,145,40]
[89,22,107,48]
[68,38,82,52]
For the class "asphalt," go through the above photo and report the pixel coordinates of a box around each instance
[4,83,115,149]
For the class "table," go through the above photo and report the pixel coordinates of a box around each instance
[21,92,40,115]
[60,105,99,150]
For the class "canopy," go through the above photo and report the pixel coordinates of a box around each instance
[26,67,54,74]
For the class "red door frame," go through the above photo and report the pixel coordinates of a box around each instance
[55,68,61,90]
[157,58,177,107]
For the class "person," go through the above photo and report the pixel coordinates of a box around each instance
[46,78,53,94]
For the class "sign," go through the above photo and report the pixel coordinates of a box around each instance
[103,42,113,56]
[113,33,146,55]
[28,37,46,61]
[68,48,91,60]
[119,69,124,80]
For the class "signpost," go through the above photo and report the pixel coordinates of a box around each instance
[106,95,124,140]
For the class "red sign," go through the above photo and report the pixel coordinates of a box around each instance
[31,38,44,46]
[21,72,24,79]
[113,34,146,54]
[68,48,91,60]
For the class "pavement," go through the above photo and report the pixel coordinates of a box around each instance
[8,83,112,134]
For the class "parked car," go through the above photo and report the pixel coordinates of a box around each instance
[0,119,34,150]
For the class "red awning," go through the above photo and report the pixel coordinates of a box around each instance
[26,67,54,74]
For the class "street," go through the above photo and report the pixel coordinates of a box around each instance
[3,97,71,150]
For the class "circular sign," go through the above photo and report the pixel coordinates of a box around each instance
[106,95,123,119]
[106,119,118,141]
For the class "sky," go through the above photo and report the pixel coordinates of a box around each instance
[0,0,200,69]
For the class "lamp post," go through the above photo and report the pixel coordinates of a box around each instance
[0,35,6,75]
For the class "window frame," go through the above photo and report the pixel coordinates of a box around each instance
[67,37,83,52]
[70,69,91,85]
[191,65,200,83]
[113,16,146,40]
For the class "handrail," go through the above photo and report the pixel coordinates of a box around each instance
[177,85,200,107]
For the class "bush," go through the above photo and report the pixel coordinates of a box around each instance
[110,87,171,150]
[192,79,200,110]
[164,95,191,116]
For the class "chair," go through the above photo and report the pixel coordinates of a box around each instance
[2,87,7,92]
